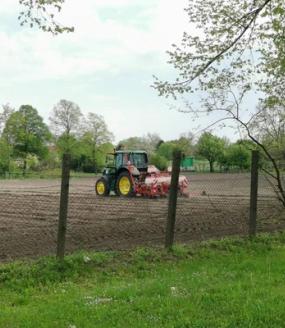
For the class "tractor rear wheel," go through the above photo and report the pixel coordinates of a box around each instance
[95,178,109,196]
[116,172,134,197]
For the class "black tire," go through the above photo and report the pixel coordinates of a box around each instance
[95,177,110,196]
[115,171,134,197]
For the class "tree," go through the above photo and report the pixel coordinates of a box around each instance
[18,0,74,35]
[3,105,51,174]
[144,133,162,154]
[0,104,15,174]
[175,132,195,156]
[0,138,11,174]
[252,101,285,162]
[149,154,168,171]
[117,137,145,151]
[154,0,284,99]
[225,143,251,171]
[50,99,82,137]
[0,104,14,135]
[81,113,114,172]
[49,99,83,154]
[118,133,162,154]
[157,142,177,161]
[154,0,285,206]
[196,133,225,172]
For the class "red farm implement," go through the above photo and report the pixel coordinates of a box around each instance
[95,150,189,198]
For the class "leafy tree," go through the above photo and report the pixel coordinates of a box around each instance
[175,132,195,156]
[0,104,15,174]
[56,133,79,158]
[0,138,10,174]
[118,133,161,154]
[157,135,194,161]
[71,141,114,173]
[196,133,225,172]
[49,99,83,154]
[149,154,168,171]
[118,137,145,151]
[154,0,285,206]
[157,142,177,161]
[81,113,114,171]
[94,142,114,172]
[252,101,285,162]
[0,104,14,135]
[78,113,114,172]
[49,99,82,137]
[225,143,251,171]
[3,105,51,174]
[154,0,284,99]
[144,133,162,154]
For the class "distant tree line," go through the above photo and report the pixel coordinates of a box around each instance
[0,100,114,175]
[1,101,284,176]
[118,131,259,172]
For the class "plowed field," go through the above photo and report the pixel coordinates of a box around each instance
[0,173,284,261]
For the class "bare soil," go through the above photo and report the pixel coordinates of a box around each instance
[0,173,284,261]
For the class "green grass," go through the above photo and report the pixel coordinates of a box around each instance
[1,233,285,327]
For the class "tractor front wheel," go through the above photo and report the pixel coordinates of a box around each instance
[116,172,134,197]
[95,178,109,196]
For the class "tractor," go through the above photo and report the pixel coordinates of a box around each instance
[95,150,189,197]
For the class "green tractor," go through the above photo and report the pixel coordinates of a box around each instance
[95,150,148,197]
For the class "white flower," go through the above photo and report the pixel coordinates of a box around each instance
[85,296,113,306]
[83,256,91,263]
[170,286,177,294]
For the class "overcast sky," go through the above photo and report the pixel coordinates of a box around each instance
[0,0,240,143]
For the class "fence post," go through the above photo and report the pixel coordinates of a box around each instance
[56,153,71,260]
[249,150,259,238]
[165,150,182,250]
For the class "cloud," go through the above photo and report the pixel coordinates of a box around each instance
[0,0,190,82]
[1,0,200,142]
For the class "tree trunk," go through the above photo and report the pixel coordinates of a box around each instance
[92,148,96,173]
[209,161,214,173]
[23,158,27,176]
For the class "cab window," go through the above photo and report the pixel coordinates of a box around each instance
[116,153,123,167]
[130,153,147,167]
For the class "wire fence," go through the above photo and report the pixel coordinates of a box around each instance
[0,153,284,261]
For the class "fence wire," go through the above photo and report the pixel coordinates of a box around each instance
[0,169,284,261]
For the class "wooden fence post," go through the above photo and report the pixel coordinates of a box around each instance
[249,150,259,238]
[165,150,182,249]
[56,153,71,260]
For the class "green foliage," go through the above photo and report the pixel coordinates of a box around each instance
[225,143,251,170]
[118,137,145,151]
[153,0,285,204]
[149,154,168,170]
[118,133,161,155]
[154,0,285,102]
[76,113,114,172]
[0,138,11,174]
[196,132,225,172]
[2,233,285,327]
[49,99,82,139]
[157,142,177,160]
[174,133,194,156]
[72,141,114,173]
[3,105,51,174]
[56,133,80,158]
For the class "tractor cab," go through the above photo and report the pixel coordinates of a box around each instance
[96,150,148,196]
[114,151,148,172]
